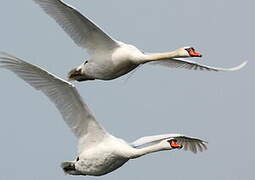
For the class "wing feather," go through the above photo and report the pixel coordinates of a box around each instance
[149,58,247,72]
[131,133,207,153]
[0,53,107,150]
[33,0,118,54]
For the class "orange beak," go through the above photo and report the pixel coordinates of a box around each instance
[169,140,183,149]
[189,49,202,57]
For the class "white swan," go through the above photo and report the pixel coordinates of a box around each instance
[0,53,207,176]
[32,0,247,81]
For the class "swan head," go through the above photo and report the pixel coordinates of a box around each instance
[68,62,95,82]
[158,139,183,150]
[177,47,202,57]
[165,139,183,150]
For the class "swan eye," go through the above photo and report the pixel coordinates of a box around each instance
[76,157,79,161]
[84,60,88,65]
[186,47,195,52]
[167,139,177,143]
[185,47,195,52]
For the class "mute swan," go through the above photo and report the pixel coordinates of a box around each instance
[32,0,247,81]
[0,53,207,176]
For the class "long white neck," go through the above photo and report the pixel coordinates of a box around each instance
[139,50,180,64]
[129,143,167,159]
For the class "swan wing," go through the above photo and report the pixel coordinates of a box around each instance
[149,58,247,71]
[33,0,119,54]
[131,133,207,153]
[0,53,107,149]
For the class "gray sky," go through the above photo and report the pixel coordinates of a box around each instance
[0,0,254,179]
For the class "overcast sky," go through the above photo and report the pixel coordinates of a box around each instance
[0,0,254,180]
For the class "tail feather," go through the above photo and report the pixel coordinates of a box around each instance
[61,161,84,176]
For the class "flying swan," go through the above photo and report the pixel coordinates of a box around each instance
[0,53,207,176]
[32,0,247,81]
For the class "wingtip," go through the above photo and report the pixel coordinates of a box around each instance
[0,51,10,57]
[230,61,248,71]
[0,51,19,60]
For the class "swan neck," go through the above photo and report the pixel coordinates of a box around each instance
[143,51,179,62]
[130,143,166,159]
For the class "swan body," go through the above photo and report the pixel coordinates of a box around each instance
[0,53,207,176]
[32,0,247,82]
[81,43,143,80]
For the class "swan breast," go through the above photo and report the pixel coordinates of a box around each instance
[85,44,143,80]
[75,137,132,176]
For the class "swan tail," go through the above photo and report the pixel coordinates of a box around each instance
[61,161,85,176]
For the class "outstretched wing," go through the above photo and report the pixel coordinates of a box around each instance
[33,0,119,54]
[149,58,247,71]
[131,133,207,153]
[0,53,107,151]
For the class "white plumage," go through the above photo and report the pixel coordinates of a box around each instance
[32,0,247,82]
[0,53,207,176]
